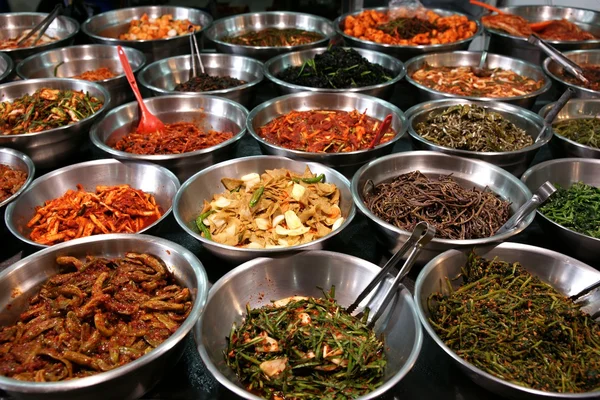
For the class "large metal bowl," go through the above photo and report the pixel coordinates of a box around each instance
[521,158,600,266]
[352,151,533,263]
[404,51,551,109]
[0,13,79,64]
[81,6,213,63]
[334,8,481,62]
[0,78,110,170]
[539,99,600,159]
[5,159,180,249]
[543,49,600,99]
[16,45,146,108]
[205,12,336,62]
[415,242,600,399]
[0,52,14,83]
[89,95,248,182]
[0,148,34,234]
[0,234,208,400]
[405,99,549,177]
[263,46,405,100]
[198,250,422,400]
[173,156,356,264]
[247,92,407,177]
[486,6,600,65]
[137,54,264,108]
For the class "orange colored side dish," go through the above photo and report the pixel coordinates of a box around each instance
[71,67,117,81]
[119,13,200,40]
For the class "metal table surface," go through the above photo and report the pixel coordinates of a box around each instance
[0,85,592,400]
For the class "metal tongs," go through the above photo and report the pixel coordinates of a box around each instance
[527,33,589,85]
[495,181,556,235]
[347,221,435,328]
[188,25,204,77]
[17,4,62,47]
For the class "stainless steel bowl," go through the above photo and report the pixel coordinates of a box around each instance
[205,12,336,62]
[543,49,600,99]
[539,99,600,159]
[263,46,405,100]
[521,158,600,266]
[334,8,482,62]
[247,92,407,177]
[0,13,79,64]
[173,156,356,264]
[0,234,208,400]
[198,250,422,400]
[0,52,14,83]
[5,159,180,249]
[16,45,146,108]
[89,95,248,182]
[352,151,533,262]
[137,54,264,108]
[405,99,549,177]
[404,51,551,109]
[0,148,34,235]
[81,6,213,63]
[486,6,600,65]
[415,242,600,399]
[0,78,110,170]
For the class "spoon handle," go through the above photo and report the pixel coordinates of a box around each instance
[117,46,152,115]
[495,181,556,235]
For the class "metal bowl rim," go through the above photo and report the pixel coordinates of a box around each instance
[404,51,552,101]
[0,78,110,138]
[0,233,208,393]
[205,11,336,51]
[246,91,408,158]
[414,241,600,399]
[4,158,181,249]
[137,54,264,96]
[15,44,147,84]
[333,7,482,50]
[173,155,357,254]
[542,49,600,97]
[198,249,423,400]
[0,52,14,83]
[351,150,534,246]
[405,98,550,156]
[81,6,213,44]
[0,147,35,209]
[89,94,249,161]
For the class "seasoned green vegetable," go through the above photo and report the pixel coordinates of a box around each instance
[429,253,600,393]
[538,181,600,239]
[292,173,325,184]
[415,104,533,152]
[196,210,215,240]
[553,118,600,149]
[225,287,386,399]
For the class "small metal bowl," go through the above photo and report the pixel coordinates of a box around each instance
[415,242,600,400]
[5,159,180,249]
[0,52,14,83]
[81,6,213,63]
[404,51,551,109]
[405,99,549,177]
[543,49,600,99]
[0,12,79,64]
[89,95,248,182]
[198,250,422,400]
[352,151,533,263]
[0,234,208,400]
[539,99,600,159]
[486,6,600,65]
[205,12,336,62]
[16,44,145,108]
[0,78,110,170]
[263,46,405,100]
[247,92,407,177]
[137,54,264,108]
[521,158,600,266]
[0,148,34,234]
[173,156,356,265]
[334,8,481,62]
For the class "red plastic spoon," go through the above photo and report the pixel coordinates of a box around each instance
[369,114,393,149]
[117,45,164,134]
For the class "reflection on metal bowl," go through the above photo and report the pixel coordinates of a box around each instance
[543,49,600,99]
[0,147,34,236]
[0,52,14,83]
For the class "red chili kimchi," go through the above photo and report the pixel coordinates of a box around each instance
[257,110,396,153]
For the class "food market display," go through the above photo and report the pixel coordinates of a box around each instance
[482,13,596,41]
[342,9,477,46]
[119,13,200,40]
[222,28,323,47]
[0,252,191,381]
[558,64,600,91]
[257,110,396,153]
[225,287,385,399]
[174,74,246,92]
[553,118,600,148]
[411,63,545,98]
[0,88,104,135]
[0,31,56,50]
[0,164,27,202]
[71,67,117,81]
[195,167,344,248]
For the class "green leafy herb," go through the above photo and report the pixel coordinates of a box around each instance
[553,118,600,149]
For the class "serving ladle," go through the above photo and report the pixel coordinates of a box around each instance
[527,33,589,85]
[471,30,491,78]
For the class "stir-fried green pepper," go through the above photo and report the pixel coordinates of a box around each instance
[195,210,215,240]
[292,173,325,184]
[249,186,264,207]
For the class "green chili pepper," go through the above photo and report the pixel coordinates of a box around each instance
[292,174,325,184]
[53,61,64,77]
[248,186,264,208]
[195,210,215,240]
